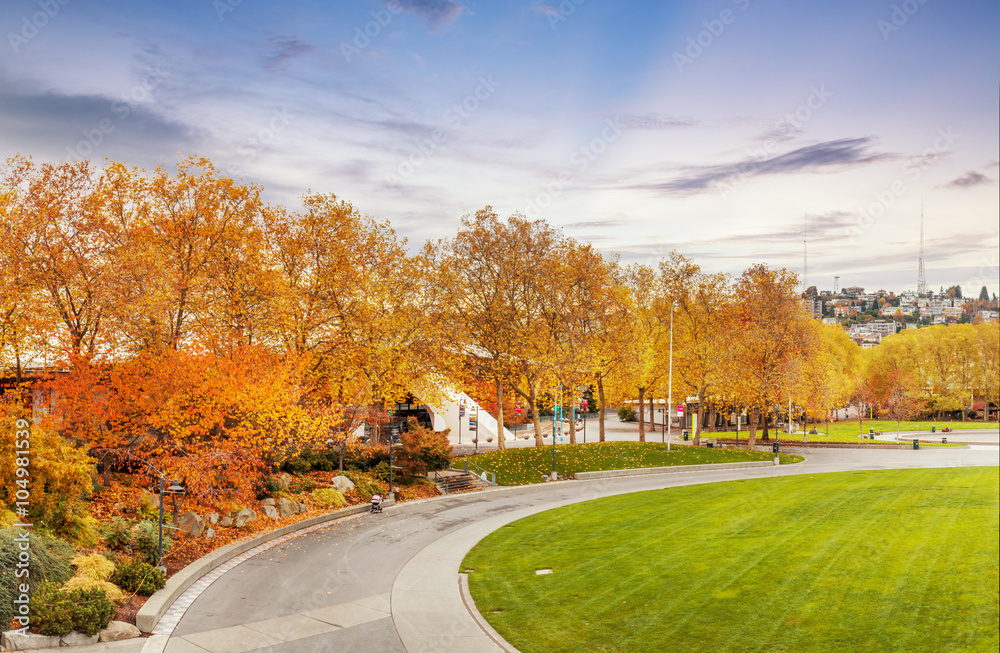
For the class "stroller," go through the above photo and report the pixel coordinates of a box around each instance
[370,494,383,513]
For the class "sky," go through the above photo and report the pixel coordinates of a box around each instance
[2,0,998,296]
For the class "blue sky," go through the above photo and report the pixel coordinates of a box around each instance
[2,0,998,295]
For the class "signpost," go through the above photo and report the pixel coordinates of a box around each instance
[581,399,588,443]
[459,404,465,444]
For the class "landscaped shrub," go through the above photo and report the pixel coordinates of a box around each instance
[290,477,317,493]
[133,520,171,566]
[101,516,135,550]
[311,488,347,509]
[0,529,75,630]
[70,553,115,581]
[27,581,75,636]
[398,418,452,476]
[65,586,116,636]
[618,405,636,422]
[61,575,125,604]
[110,558,166,595]
[370,461,391,484]
[340,471,383,500]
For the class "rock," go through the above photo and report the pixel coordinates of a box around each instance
[62,630,99,646]
[276,472,294,491]
[1,630,61,651]
[141,490,164,511]
[177,511,205,537]
[234,509,256,528]
[299,502,308,514]
[276,498,298,518]
[263,505,280,520]
[113,502,124,513]
[809,428,819,435]
[260,498,276,506]
[219,514,234,528]
[99,620,141,642]
[330,475,355,494]
[206,512,219,524]
[204,527,215,539]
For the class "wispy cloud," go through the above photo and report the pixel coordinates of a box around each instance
[391,0,467,33]
[619,113,699,130]
[262,37,316,72]
[627,137,893,196]
[944,170,993,189]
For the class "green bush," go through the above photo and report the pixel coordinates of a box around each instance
[110,558,166,595]
[27,581,75,636]
[66,586,116,636]
[340,472,383,500]
[101,516,135,551]
[133,520,171,566]
[0,529,76,631]
[617,405,636,422]
[290,477,318,493]
[311,488,347,509]
[371,461,391,484]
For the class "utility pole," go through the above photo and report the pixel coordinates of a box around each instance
[667,301,675,450]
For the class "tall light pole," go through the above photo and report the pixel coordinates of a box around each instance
[667,301,675,450]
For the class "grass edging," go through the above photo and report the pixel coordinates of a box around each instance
[136,498,394,632]
[574,460,780,480]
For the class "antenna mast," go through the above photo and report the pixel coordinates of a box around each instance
[917,199,927,296]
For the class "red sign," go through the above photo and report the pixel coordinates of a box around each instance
[676,406,684,414]
[515,406,521,415]
[581,400,588,408]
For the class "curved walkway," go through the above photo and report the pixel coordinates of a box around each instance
[135,446,997,653]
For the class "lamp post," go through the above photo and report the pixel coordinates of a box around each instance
[458,402,465,445]
[667,301,675,449]
[388,442,403,499]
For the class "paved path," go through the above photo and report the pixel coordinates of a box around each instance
[105,445,993,653]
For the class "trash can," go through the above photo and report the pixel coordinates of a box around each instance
[772,440,780,453]
[683,430,689,441]
[931,426,936,433]
[941,437,947,444]
[869,427,874,435]
[706,442,714,448]
[913,439,919,450]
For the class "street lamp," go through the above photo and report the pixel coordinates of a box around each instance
[666,301,675,450]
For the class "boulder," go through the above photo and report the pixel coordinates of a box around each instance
[260,498,276,507]
[99,620,141,642]
[234,508,256,528]
[276,498,298,518]
[177,511,205,537]
[330,475,355,494]
[206,512,219,524]
[1,631,60,651]
[61,630,99,646]
[263,505,280,520]
[219,514,234,528]
[299,502,308,515]
[204,527,216,539]
[276,473,294,491]
[141,490,164,511]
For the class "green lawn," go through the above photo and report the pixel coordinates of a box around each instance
[711,419,998,444]
[456,442,803,485]
[464,467,1000,653]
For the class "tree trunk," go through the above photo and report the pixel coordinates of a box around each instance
[649,395,656,440]
[761,406,769,441]
[708,404,717,433]
[569,403,577,444]
[746,406,759,449]
[694,390,706,446]
[529,382,545,447]
[495,376,506,450]
[597,375,607,443]
[638,387,646,442]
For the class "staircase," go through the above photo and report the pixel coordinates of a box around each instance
[433,469,494,494]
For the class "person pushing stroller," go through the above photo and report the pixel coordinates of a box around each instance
[370,493,383,513]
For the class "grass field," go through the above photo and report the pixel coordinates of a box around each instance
[706,419,998,444]
[456,442,803,485]
[464,467,1000,653]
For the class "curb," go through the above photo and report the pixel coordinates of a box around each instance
[573,460,777,480]
[136,499,394,633]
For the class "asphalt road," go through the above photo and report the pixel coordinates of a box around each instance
[153,445,997,653]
